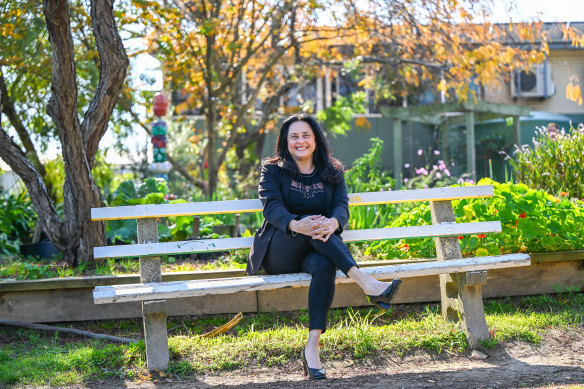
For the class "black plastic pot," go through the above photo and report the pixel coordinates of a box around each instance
[19,241,59,259]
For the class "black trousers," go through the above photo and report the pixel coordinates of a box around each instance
[262,229,358,332]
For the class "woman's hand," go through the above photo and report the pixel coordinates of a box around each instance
[288,216,339,242]
[313,217,339,242]
[288,215,324,237]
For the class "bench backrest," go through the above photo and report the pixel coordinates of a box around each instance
[91,185,497,260]
[91,186,494,221]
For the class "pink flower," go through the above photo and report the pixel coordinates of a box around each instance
[404,163,410,168]
[434,150,441,155]
[444,169,451,177]
[417,149,423,156]
[435,172,442,178]
[404,178,409,183]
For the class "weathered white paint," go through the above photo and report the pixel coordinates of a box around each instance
[93,221,502,259]
[93,253,531,304]
[91,186,495,221]
[91,199,264,221]
[346,185,494,206]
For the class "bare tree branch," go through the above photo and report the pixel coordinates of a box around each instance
[0,320,138,344]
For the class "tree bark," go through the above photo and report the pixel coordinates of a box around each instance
[0,72,54,198]
[0,104,65,246]
[82,0,129,168]
[42,0,102,264]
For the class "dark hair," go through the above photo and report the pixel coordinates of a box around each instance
[264,114,345,185]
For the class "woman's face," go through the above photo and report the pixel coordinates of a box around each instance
[287,120,316,164]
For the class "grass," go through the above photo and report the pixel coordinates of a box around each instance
[0,254,247,280]
[1,292,583,386]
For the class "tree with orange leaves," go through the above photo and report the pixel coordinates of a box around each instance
[0,0,129,265]
[136,0,556,197]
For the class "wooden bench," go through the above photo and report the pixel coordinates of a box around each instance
[91,185,531,370]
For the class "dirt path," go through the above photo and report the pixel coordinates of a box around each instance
[76,328,584,389]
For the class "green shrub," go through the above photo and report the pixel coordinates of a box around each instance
[363,178,584,259]
[104,178,238,244]
[510,124,584,200]
[345,138,397,229]
[0,191,37,256]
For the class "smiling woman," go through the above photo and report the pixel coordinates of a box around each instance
[286,121,316,169]
[247,114,402,380]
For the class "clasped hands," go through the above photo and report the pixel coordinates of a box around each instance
[288,215,339,242]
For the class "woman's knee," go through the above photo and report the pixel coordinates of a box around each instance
[302,252,336,276]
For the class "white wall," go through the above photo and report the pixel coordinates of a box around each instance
[484,50,584,116]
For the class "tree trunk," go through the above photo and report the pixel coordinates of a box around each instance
[1,0,128,265]
[42,0,102,264]
[206,109,217,198]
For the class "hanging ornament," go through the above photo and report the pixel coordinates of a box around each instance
[153,94,168,117]
[151,134,167,149]
[149,161,172,174]
[150,94,171,181]
[153,148,167,163]
[152,120,167,135]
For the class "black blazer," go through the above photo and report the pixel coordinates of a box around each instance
[246,163,350,275]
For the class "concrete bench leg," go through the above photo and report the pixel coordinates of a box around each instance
[137,218,170,370]
[440,271,490,348]
[143,299,169,371]
[431,200,491,349]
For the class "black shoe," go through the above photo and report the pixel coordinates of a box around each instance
[301,348,326,380]
[366,279,402,310]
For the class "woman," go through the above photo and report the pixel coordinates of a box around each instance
[247,114,401,380]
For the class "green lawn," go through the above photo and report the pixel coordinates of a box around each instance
[0,292,582,387]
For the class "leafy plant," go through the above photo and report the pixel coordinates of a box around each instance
[510,124,584,200]
[345,138,397,229]
[363,178,584,260]
[316,91,367,136]
[0,191,38,255]
[104,178,246,244]
[105,178,172,244]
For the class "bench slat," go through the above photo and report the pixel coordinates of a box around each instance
[347,185,494,206]
[91,186,494,221]
[93,253,531,304]
[93,221,502,259]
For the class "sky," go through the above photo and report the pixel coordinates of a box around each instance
[491,0,584,23]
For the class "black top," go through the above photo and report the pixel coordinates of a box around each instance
[246,163,350,275]
[287,170,326,216]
